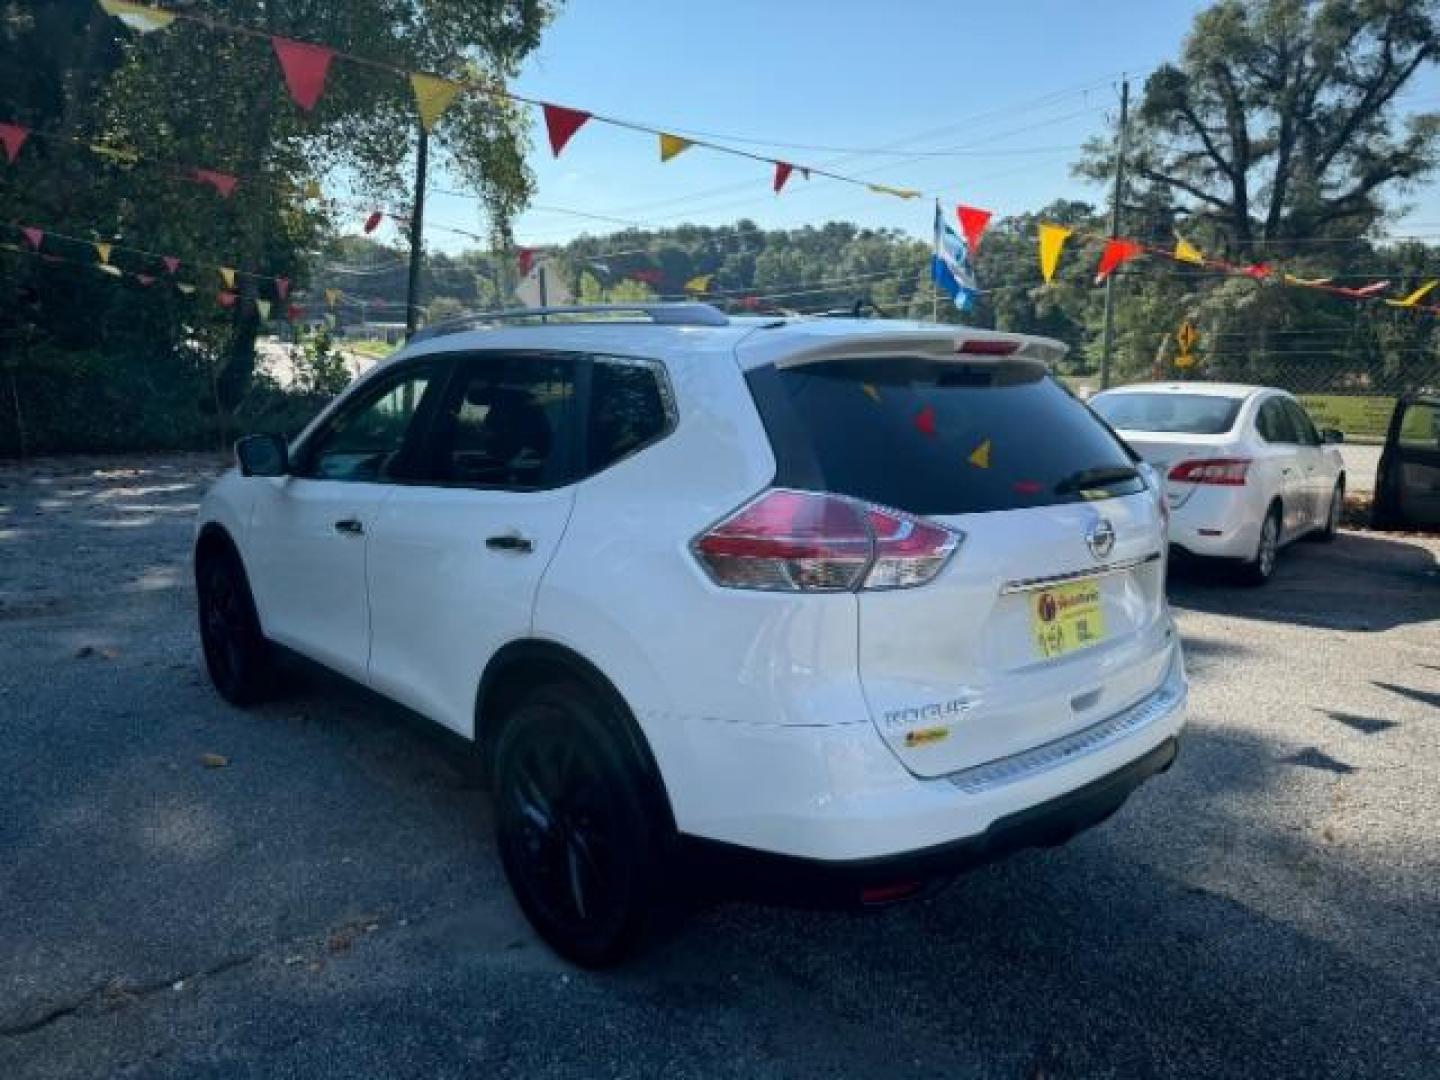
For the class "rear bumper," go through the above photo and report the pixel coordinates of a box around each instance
[681,736,1179,905]
[1167,486,1262,558]
[655,636,1187,865]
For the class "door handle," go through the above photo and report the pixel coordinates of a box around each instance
[333,518,365,536]
[486,533,534,554]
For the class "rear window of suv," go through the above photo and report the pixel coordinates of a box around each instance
[746,358,1145,517]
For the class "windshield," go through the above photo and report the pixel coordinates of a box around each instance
[1090,391,1242,435]
[747,360,1145,516]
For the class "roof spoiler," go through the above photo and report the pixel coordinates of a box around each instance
[772,331,1068,370]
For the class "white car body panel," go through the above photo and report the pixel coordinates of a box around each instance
[197,314,1187,866]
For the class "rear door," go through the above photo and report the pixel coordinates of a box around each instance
[1282,397,1329,529]
[365,352,582,735]
[748,357,1170,778]
[1254,396,1310,536]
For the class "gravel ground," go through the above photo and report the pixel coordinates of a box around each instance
[1,454,1437,1079]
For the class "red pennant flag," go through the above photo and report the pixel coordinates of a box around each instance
[193,168,238,198]
[1345,279,1388,297]
[287,303,304,322]
[275,276,290,300]
[271,37,334,112]
[773,161,794,193]
[956,205,992,254]
[738,296,760,310]
[1240,263,1273,280]
[1095,238,1142,283]
[162,256,180,275]
[517,247,535,277]
[217,290,238,308]
[630,268,663,285]
[21,226,42,250]
[542,104,591,157]
[363,210,384,234]
[0,122,28,164]
[913,405,937,438]
[136,274,156,286]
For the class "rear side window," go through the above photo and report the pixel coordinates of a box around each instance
[1283,399,1321,447]
[747,359,1144,516]
[587,357,671,473]
[1090,391,1241,435]
[1257,398,1297,444]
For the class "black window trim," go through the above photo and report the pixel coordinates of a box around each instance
[391,348,678,494]
[289,357,448,483]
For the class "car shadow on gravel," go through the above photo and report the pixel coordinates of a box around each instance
[1166,530,1440,632]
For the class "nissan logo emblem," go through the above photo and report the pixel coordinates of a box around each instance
[1086,519,1116,561]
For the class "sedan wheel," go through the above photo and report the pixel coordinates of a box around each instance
[197,546,273,705]
[1241,509,1280,586]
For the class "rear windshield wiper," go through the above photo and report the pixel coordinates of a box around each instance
[1054,465,1140,494]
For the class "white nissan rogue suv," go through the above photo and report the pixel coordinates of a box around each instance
[195,304,1187,965]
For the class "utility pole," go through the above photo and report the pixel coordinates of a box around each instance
[405,125,429,338]
[1099,77,1130,389]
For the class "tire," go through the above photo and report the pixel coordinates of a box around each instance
[1239,504,1282,586]
[1315,480,1343,542]
[196,542,275,706]
[493,682,670,967]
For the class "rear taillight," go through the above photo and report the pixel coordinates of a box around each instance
[1167,458,1250,486]
[692,488,961,592]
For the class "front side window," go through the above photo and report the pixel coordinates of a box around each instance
[302,367,434,482]
[426,354,578,489]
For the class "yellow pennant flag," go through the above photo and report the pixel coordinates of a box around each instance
[98,0,176,33]
[1173,236,1204,265]
[867,183,922,200]
[861,383,882,403]
[968,438,992,469]
[94,242,112,265]
[256,299,271,320]
[219,266,236,289]
[684,274,712,293]
[659,133,692,162]
[1038,224,1071,284]
[325,288,341,307]
[411,73,463,132]
[1390,280,1438,308]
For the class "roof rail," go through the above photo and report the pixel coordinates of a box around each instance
[409,302,729,343]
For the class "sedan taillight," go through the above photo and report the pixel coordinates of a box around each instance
[1167,458,1251,486]
[692,488,961,592]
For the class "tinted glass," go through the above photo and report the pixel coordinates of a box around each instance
[306,369,433,482]
[1284,399,1321,446]
[751,360,1144,516]
[427,354,576,489]
[1257,398,1298,444]
[588,358,669,473]
[1090,391,1242,435]
[1398,403,1439,450]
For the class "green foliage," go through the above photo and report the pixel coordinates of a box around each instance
[293,328,351,397]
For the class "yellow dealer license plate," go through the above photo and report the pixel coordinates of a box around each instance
[1030,580,1106,660]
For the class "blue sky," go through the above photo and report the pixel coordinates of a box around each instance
[414,0,1440,254]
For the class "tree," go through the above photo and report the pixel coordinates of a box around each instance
[1081,0,1439,257]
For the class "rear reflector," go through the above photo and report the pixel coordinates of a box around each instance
[860,881,924,904]
[692,488,961,592]
[956,338,1019,356]
[1167,458,1250,486]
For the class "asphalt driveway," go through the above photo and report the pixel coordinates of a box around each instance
[1,455,1437,1079]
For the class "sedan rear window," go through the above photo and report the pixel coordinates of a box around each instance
[746,359,1144,517]
[1090,391,1242,435]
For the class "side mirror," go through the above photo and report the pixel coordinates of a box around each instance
[235,433,289,477]
[1322,428,1345,445]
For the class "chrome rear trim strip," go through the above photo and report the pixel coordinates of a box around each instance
[946,681,1182,796]
[1000,551,1162,594]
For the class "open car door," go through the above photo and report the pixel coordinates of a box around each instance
[1373,394,1440,531]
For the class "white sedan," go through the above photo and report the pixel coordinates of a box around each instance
[1089,383,1346,584]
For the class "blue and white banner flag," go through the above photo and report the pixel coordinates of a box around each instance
[932,202,978,310]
